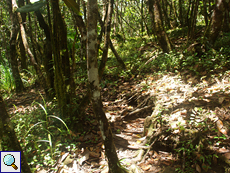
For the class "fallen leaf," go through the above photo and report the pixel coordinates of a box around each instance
[219,97,225,104]
[79,151,89,165]
[89,151,100,158]
[110,112,116,115]
[220,128,228,135]
[218,148,229,153]
[196,164,202,173]
[216,120,223,131]
[139,163,151,171]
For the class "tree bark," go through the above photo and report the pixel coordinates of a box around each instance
[223,1,230,32]
[209,0,226,45]
[87,0,127,172]
[9,0,25,93]
[178,0,184,27]
[13,1,49,97]
[18,0,28,71]
[149,0,172,53]
[187,0,199,40]
[161,0,171,29]
[0,94,32,173]
[35,10,55,100]
[72,13,87,61]
[99,0,114,78]
[203,0,209,26]
[52,0,69,117]
[109,39,126,70]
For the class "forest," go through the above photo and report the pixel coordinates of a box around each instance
[0,0,230,172]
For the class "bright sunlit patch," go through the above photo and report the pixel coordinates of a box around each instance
[30,0,40,3]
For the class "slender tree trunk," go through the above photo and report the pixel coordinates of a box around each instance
[149,0,172,53]
[18,0,28,71]
[0,94,32,173]
[179,0,184,27]
[19,34,28,71]
[87,0,126,172]
[97,11,126,72]
[52,0,69,117]
[35,10,55,100]
[141,0,144,35]
[72,13,87,61]
[203,0,209,26]
[99,0,114,78]
[109,39,126,70]
[13,1,49,97]
[148,0,155,35]
[9,0,24,93]
[161,0,170,29]
[223,1,230,32]
[27,13,39,65]
[185,0,192,26]
[209,0,226,45]
[114,0,118,35]
[189,0,199,40]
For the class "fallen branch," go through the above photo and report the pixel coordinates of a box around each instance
[121,104,154,119]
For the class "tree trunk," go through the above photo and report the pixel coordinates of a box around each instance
[179,0,184,27]
[187,0,199,40]
[35,10,55,100]
[203,0,209,26]
[185,0,192,26]
[13,1,49,97]
[52,0,69,117]
[109,39,126,70]
[209,0,226,45]
[223,1,230,32]
[27,13,39,65]
[97,11,126,72]
[9,0,24,93]
[19,34,28,71]
[73,13,87,61]
[161,0,171,29]
[0,94,32,173]
[18,0,28,71]
[171,0,179,27]
[87,0,127,172]
[99,0,114,78]
[149,0,172,53]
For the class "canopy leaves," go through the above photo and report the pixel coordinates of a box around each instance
[16,2,47,13]
[63,0,82,16]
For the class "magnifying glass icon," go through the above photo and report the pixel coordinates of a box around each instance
[3,154,18,170]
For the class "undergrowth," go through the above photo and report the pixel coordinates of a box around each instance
[3,95,78,172]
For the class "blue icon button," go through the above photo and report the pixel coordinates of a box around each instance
[0,151,21,173]
[3,154,18,170]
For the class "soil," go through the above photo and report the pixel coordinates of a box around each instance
[5,71,230,173]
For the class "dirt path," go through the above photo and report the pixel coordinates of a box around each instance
[5,71,230,173]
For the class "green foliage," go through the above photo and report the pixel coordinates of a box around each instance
[175,139,214,173]
[8,94,73,169]
[214,32,230,53]
[0,61,13,94]
[175,141,196,173]
[104,36,144,77]
[63,0,82,16]
[20,68,37,87]
[181,48,230,75]
[167,27,188,38]
[140,51,181,73]
[16,2,47,13]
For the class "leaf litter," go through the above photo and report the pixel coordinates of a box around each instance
[5,70,230,172]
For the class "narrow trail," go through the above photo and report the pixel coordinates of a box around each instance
[5,70,230,173]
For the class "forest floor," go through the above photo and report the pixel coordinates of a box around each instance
[5,69,230,173]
